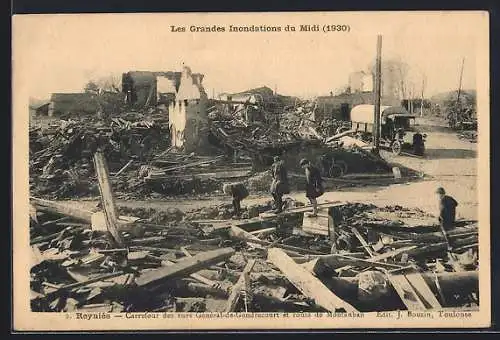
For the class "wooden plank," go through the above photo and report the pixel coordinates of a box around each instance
[114,160,134,177]
[161,156,223,173]
[405,273,442,309]
[30,197,93,222]
[228,226,266,250]
[351,227,377,257]
[93,151,125,247]
[387,275,426,311]
[369,245,418,262]
[135,247,235,288]
[229,226,326,255]
[259,201,345,219]
[267,248,358,313]
[328,211,336,254]
[249,227,276,236]
[224,259,256,312]
[318,254,403,271]
[162,250,219,288]
[45,271,125,298]
[302,211,329,236]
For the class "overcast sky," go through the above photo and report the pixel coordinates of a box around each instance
[13,12,486,99]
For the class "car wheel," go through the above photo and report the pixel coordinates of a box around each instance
[391,141,402,155]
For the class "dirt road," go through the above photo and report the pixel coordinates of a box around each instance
[68,117,478,221]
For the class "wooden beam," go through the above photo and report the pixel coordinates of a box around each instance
[114,160,134,177]
[135,247,235,288]
[161,156,223,173]
[45,271,125,298]
[249,227,276,236]
[171,248,220,287]
[388,275,427,311]
[93,151,125,247]
[267,248,359,313]
[259,202,345,219]
[309,254,404,272]
[30,197,93,222]
[229,226,326,255]
[370,245,417,262]
[351,227,378,257]
[228,226,266,250]
[224,259,256,312]
[405,273,442,309]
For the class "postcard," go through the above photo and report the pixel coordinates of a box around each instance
[12,11,490,330]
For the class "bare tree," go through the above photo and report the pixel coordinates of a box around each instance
[84,81,100,94]
[368,57,410,100]
[96,74,122,93]
[84,74,122,94]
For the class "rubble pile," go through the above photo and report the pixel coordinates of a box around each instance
[30,198,479,313]
[457,130,478,143]
[279,107,350,140]
[30,116,170,199]
[209,119,304,153]
[136,153,254,197]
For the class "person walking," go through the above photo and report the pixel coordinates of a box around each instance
[300,158,324,217]
[270,156,289,213]
[223,182,249,218]
[436,187,459,250]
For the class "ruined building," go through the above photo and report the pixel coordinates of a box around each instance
[168,66,209,153]
[122,70,202,108]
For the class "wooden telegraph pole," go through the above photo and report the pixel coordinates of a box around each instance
[373,35,382,153]
[420,76,426,117]
[456,57,465,123]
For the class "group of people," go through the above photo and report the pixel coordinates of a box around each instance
[223,157,459,251]
[223,155,324,218]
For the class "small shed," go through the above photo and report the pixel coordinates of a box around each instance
[34,102,50,116]
[49,93,99,117]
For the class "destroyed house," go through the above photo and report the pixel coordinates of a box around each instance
[221,86,278,108]
[122,70,206,108]
[169,66,209,153]
[122,71,158,107]
[218,86,284,122]
[49,93,99,117]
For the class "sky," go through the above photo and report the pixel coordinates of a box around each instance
[13,12,486,100]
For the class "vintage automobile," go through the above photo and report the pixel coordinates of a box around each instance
[348,105,426,155]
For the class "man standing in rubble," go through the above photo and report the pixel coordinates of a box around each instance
[300,158,324,217]
[270,156,289,213]
[436,187,459,250]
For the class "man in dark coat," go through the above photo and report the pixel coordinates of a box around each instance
[436,187,458,250]
[270,156,290,213]
[223,182,249,217]
[300,158,324,217]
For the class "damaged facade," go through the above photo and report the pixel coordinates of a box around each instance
[122,70,206,110]
[169,66,209,153]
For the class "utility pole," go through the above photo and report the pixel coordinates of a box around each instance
[420,75,425,117]
[456,57,465,122]
[373,35,382,154]
[409,85,412,113]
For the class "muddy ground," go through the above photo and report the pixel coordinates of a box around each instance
[61,117,477,222]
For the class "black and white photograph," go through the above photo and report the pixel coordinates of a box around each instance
[12,11,490,330]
